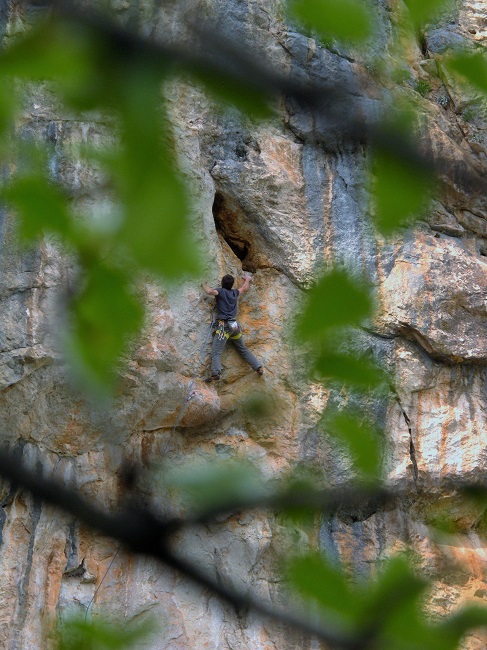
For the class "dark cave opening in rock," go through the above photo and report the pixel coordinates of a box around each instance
[212,192,254,270]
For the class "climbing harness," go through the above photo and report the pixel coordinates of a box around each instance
[216,319,226,341]
[215,319,242,341]
[83,305,216,622]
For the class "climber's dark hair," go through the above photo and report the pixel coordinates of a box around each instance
[221,274,235,289]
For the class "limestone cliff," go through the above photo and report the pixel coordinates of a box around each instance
[0,1,487,649]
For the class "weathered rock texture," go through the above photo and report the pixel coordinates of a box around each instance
[1,1,487,649]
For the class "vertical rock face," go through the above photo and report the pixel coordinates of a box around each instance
[0,1,487,649]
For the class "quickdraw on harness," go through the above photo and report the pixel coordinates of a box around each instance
[214,319,242,341]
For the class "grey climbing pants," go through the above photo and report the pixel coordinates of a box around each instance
[211,332,261,375]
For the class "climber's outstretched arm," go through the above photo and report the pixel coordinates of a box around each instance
[238,275,251,294]
[202,283,218,296]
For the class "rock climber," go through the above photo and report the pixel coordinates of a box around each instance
[202,274,263,381]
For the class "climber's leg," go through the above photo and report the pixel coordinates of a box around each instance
[210,333,227,376]
[231,335,261,371]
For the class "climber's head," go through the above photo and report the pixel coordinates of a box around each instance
[221,274,235,290]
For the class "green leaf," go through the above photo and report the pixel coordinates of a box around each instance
[296,270,372,340]
[242,391,276,419]
[447,51,487,96]
[0,78,17,137]
[0,16,136,113]
[272,467,326,525]
[380,599,450,650]
[65,263,143,394]
[323,411,381,477]
[160,461,263,511]
[1,175,72,241]
[57,615,155,650]
[372,146,434,234]
[0,18,93,87]
[98,71,202,279]
[289,0,373,44]
[439,606,487,646]
[195,70,273,120]
[403,0,453,28]
[371,562,487,650]
[358,556,436,650]
[315,351,385,388]
[285,553,441,649]
[118,161,200,279]
[362,556,426,624]
[286,553,358,629]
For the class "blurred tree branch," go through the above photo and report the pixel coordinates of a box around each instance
[2,1,487,648]
[0,446,388,649]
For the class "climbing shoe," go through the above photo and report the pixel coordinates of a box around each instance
[256,367,264,376]
[205,372,221,383]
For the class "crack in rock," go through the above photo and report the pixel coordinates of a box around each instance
[395,395,419,486]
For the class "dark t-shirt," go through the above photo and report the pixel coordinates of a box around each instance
[215,288,239,320]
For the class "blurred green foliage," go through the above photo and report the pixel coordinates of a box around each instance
[403,0,454,29]
[0,15,202,390]
[241,391,276,419]
[295,269,387,395]
[446,50,487,95]
[286,552,359,634]
[56,616,154,650]
[372,145,434,234]
[1,0,487,648]
[0,77,16,136]
[321,410,382,478]
[314,350,386,388]
[65,262,143,394]
[288,0,372,44]
[287,552,487,649]
[296,270,373,339]
[1,173,73,240]
[157,460,264,512]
